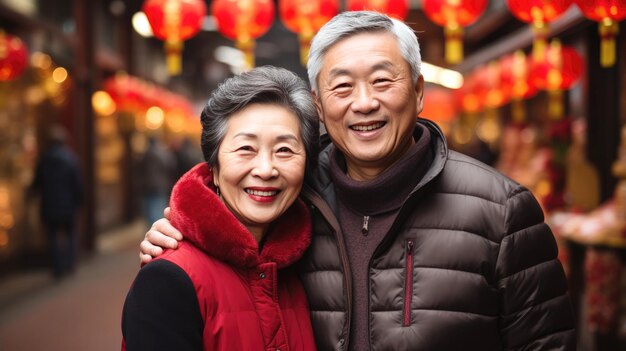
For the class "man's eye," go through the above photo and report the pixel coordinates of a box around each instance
[333,83,351,90]
[374,78,390,84]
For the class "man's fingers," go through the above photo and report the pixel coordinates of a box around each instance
[139,252,154,265]
[139,239,164,256]
[152,218,183,241]
[164,207,171,220]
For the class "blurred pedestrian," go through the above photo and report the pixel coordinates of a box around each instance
[138,135,176,228]
[30,124,83,278]
[173,136,203,180]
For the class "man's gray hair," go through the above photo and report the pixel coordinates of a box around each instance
[201,65,319,172]
[307,11,421,93]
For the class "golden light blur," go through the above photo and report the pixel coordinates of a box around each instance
[30,51,52,70]
[476,115,501,144]
[452,125,473,145]
[166,111,186,133]
[0,230,8,248]
[145,106,164,130]
[52,67,68,83]
[92,90,117,116]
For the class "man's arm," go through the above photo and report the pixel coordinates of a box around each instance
[139,207,183,264]
[496,186,576,350]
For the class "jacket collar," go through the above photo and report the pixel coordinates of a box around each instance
[169,163,311,269]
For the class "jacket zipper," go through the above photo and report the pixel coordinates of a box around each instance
[361,216,370,235]
[403,239,415,327]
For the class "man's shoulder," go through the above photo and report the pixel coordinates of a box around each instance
[439,150,522,203]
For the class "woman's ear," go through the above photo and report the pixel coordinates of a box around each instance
[211,167,220,188]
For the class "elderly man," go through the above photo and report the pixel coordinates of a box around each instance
[140,11,575,350]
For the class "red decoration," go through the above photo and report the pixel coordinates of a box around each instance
[103,73,197,129]
[530,40,584,119]
[280,0,339,66]
[585,249,622,333]
[422,0,488,64]
[500,51,539,100]
[212,0,275,69]
[143,0,206,76]
[500,51,538,123]
[574,0,626,67]
[347,0,409,20]
[421,87,458,123]
[506,0,573,61]
[530,42,584,91]
[0,32,28,81]
[456,70,488,114]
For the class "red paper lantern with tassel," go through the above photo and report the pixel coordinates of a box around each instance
[143,0,206,76]
[422,0,488,64]
[573,0,626,67]
[280,0,339,66]
[506,0,573,62]
[212,0,275,69]
[530,40,584,119]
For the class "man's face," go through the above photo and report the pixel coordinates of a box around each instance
[314,31,424,180]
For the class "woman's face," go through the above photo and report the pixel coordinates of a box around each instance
[213,103,306,238]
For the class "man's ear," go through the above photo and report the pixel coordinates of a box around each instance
[312,91,325,124]
[415,75,425,117]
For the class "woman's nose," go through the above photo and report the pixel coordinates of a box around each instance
[251,154,278,179]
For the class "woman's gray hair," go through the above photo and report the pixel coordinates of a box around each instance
[307,11,421,93]
[201,65,319,172]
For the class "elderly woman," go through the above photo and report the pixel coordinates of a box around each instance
[122,66,319,351]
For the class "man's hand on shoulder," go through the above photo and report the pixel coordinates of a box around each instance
[139,207,183,264]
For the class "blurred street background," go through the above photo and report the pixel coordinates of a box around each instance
[0,221,144,351]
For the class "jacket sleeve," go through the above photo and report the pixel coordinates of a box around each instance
[496,186,576,350]
[122,259,203,351]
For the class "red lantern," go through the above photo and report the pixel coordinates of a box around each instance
[574,0,626,67]
[212,0,275,69]
[506,0,573,61]
[142,0,206,76]
[530,41,584,90]
[280,0,339,66]
[347,0,409,20]
[456,70,488,114]
[422,0,488,64]
[0,32,28,81]
[530,40,584,119]
[500,51,539,123]
[104,74,147,112]
[422,87,458,122]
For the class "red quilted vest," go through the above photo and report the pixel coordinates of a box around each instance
[126,163,316,351]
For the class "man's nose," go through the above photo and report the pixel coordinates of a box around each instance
[350,84,380,113]
[251,153,278,179]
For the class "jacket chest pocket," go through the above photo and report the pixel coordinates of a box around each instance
[403,239,415,327]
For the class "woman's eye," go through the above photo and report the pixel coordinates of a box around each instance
[277,146,293,153]
[237,145,254,152]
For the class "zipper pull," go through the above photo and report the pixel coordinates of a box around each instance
[406,239,414,254]
[361,215,370,235]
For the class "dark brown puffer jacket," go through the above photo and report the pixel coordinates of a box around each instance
[298,120,576,351]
